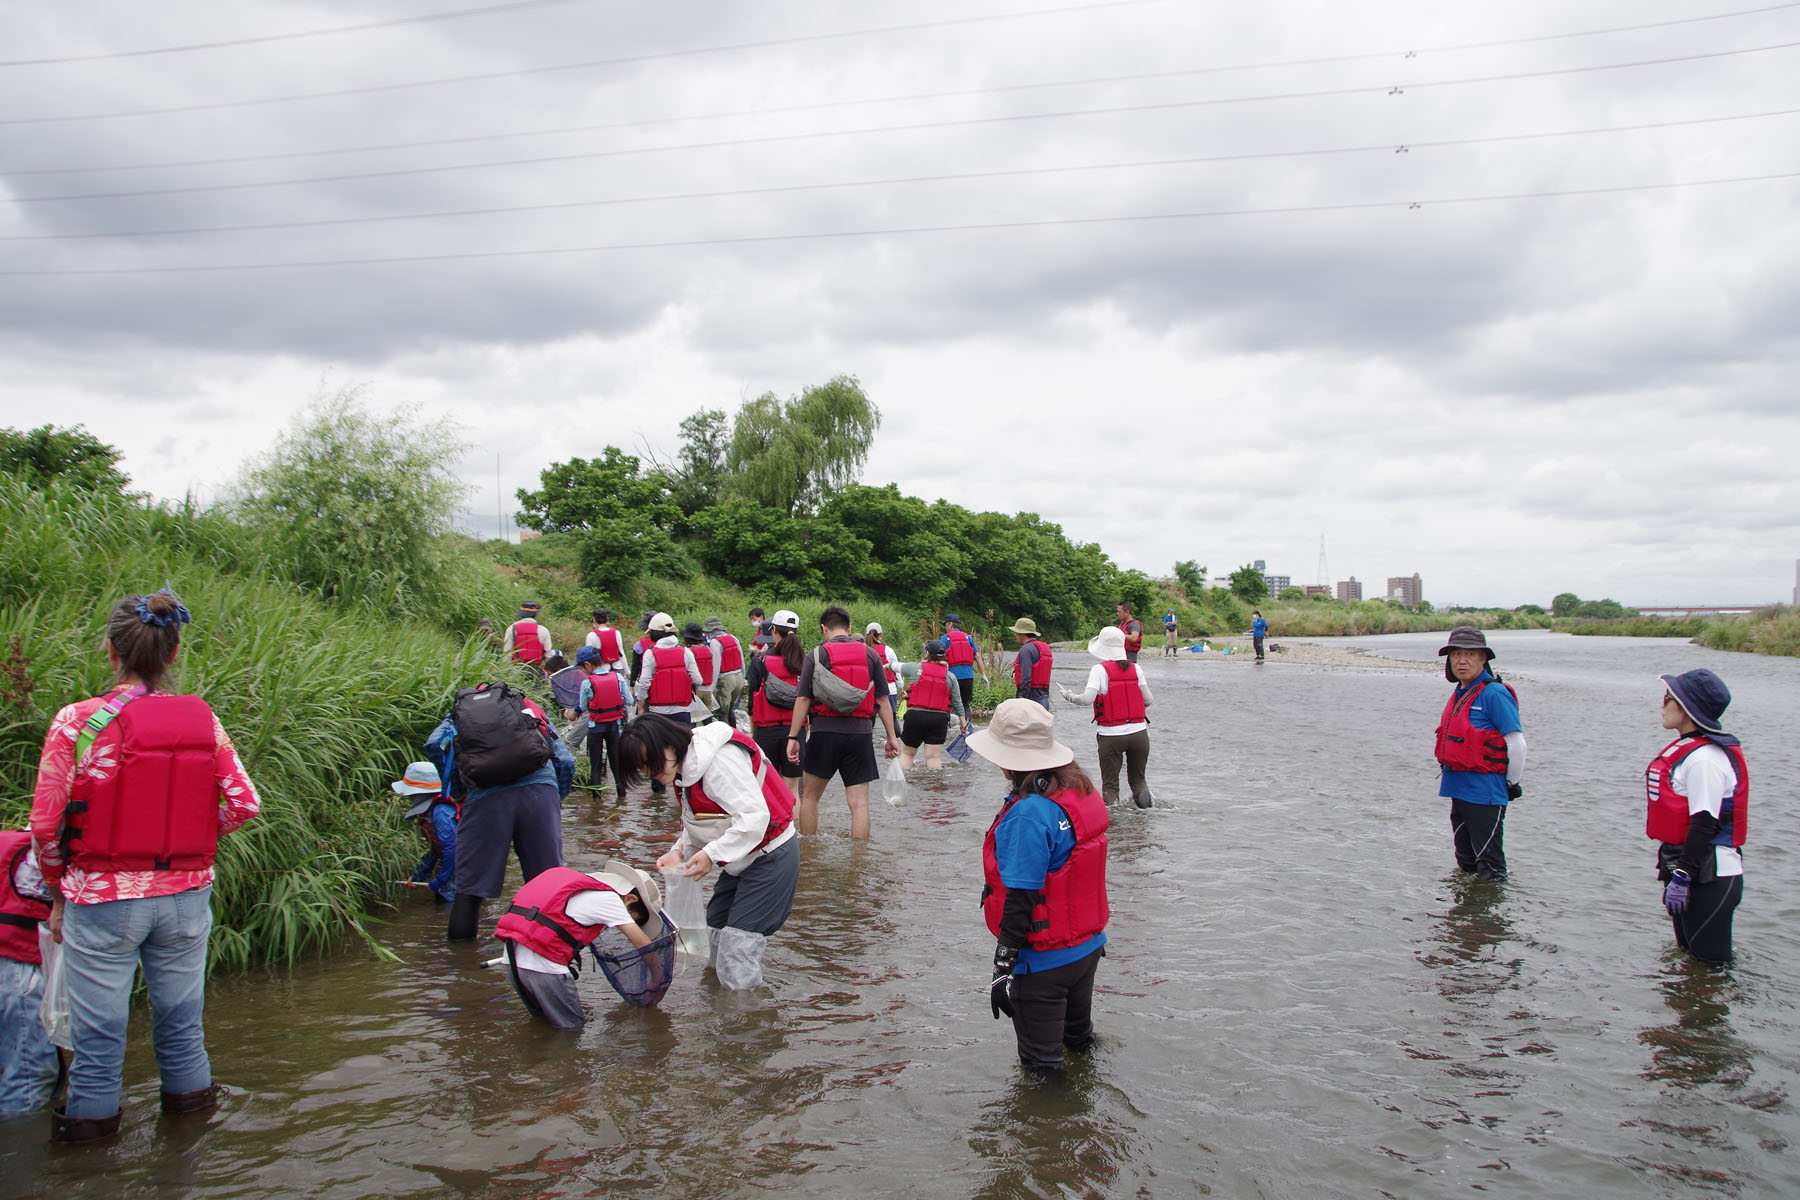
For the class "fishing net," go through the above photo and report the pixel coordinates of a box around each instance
[590,913,678,1007]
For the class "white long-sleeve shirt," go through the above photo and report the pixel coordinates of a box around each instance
[1672,742,1744,878]
[1059,661,1154,736]
[675,720,797,875]
[634,636,708,715]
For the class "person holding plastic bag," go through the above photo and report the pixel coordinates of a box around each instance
[968,700,1110,1073]
[29,587,261,1144]
[0,830,59,1116]
[617,714,800,990]
[494,860,671,1026]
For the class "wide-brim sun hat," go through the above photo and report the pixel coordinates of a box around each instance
[771,609,800,630]
[1009,617,1040,636]
[596,859,667,937]
[1659,668,1731,734]
[647,612,677,634]
[1087,626,1128,661]
[1437,626,1492,657]
[391,762,442,796]
[966,699,1075,773]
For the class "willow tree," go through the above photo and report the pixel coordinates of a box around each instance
[724,375,880,516]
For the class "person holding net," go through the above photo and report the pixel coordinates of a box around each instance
[493,859,672,1026]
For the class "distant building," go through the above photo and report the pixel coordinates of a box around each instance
[1337,576,1363,602]
[1303,584,1332,598]
[1264,574,1291,597]
[1386,573,1423,605]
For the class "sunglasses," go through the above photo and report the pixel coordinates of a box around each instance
[1663,693,1679,707]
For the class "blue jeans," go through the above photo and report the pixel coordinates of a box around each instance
[0,957,60,1116]
[61,888,214,1118]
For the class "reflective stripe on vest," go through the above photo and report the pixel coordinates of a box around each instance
[1433,679,1515,774]
[981,788,1110,951]
[647,645,695,707]
[1094,661,1146,726]
[1645,735,1749,847]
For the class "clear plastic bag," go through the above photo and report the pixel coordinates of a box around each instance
[661,869,711,957]
[880,757,907,807]
[38,927,72,1050]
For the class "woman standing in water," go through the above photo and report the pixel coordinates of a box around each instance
[1646,668,1746,967]
[969,700,1110,1072]
[29,588,261,1144]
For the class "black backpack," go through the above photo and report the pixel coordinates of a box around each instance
[451,682,550,789]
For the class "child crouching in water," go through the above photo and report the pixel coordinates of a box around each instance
[494,860,666,1027]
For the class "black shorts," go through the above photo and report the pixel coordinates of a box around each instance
[752,724,806,779]
[901,708,950,748]
[803,727,879,787]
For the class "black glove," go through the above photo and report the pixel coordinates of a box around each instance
[990,943,1018,1020]
[1507,782,1523,801]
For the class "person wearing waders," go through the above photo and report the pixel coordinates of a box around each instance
[969,700,1110,1072]
[495,860,664,1027]
[1162,609,1179,657]
[1058,626,1154,808]
[1434,627,1524,882]
[704,616,747,726]
[618,715,801,990]
[1009,618,1054,711]
[1646,669,1747,967]
[942,613,988,715]
[503,601,553,672]
[1251,610,1268,662]
[786,607,902,841]
[1115,603,1144,665]
[425,684,573,941]
[572,647,630,795]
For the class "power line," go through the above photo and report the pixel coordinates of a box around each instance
[6,169,1795,277]
[0,0,592,67]
[0,0,1165,125]
[10,107,1797,243]
[12,41,1798,206]
[12,2,1797,172]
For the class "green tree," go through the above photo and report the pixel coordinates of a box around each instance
[1228,563,1269,603]
[231,389,470,613]
[724,375,880,516]
[0,424,130,494]
[1172,560,1208,600]
[1279,586,1308,601]
[1515,603,1545,616]
[684,498,870,595]
[515,447,680,534]
[820,483,967,609]
[1551,592,1581,617]
[1575,597,1631,619]
[659,408,731,516]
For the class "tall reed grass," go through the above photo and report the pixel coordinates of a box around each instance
[0,479,511,969]
[1695,606,1800,657]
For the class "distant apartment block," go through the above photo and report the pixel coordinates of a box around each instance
[1264,574,1291,596]
[1337,576,1363,601]
[1303,584,1332,597]
[1386,573,1424,605]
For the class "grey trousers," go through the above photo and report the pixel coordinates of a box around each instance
[1096,729,1150,805]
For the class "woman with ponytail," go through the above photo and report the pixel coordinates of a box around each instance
[29,587,261,1145]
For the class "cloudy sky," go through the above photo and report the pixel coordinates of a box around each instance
[3,0,1797,608]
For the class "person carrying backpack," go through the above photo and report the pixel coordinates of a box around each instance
[425,681,574,941]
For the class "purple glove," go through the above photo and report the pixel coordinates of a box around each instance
[1663,873,1691,915]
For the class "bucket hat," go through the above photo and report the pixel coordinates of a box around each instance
[966,699,1075,773]
[518,601,541,615]
[1009,617,1041,637]
[1659,668,1731,735]
[682,621,706,643]
[1087,625,1128,662]
[593,858,667,938]
[702,615,726,635]
[393,761,443,818]
[1437,625,1493,682]
[647,612,677,634]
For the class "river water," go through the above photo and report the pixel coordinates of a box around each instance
[6,630,1799,1198]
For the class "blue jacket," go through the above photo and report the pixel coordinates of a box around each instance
[424,714,575,802]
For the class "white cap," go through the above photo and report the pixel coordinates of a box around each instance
[647,612,676,634]
[865,622,883,635]
[771,609,800,630]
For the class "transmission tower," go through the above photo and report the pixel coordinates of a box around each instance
[1316,536,1329,588]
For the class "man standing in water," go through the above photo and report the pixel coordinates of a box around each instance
[942,613,987,714]
[1116,603,1144,664]
[1434,627,1524,882]
[1162,609,1179,657]
[786,607,901,840]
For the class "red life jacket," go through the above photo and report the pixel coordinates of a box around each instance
[1433,679,1518,774]
[873,645,897,687]
[511,620,544,665]
[908,661,952,712]
[981,788,1110,951]
[944,630,976,667]
[647,645,695,707]
[819,640,877,718]
[713,633,745,674]
[593,626,624,663]
[585,672,628,724]
[681,732,796,861]
[1645,735,1749,847]
[63,693,221,873]
[690,643,717,687]
[1094,661,1146,726]
[495,867,620,967]
[0,831,50,966]
[1012,640,1053,689]
[751,656,801,727]
[1119,620,1143,654]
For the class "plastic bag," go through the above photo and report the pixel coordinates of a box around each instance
[944,731,973,764]
[661,869,711,957]
[39,927,72,1050]
[880,757,907,807]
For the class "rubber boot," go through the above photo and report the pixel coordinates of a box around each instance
[447,893,483,941]
[161,1083,225,1115]
[1132,788,1154,810]
[50,1106,121,1146]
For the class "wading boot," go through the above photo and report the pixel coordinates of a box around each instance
[50,1106,121,1146]
[447,893,482,941]
[161,1083,226,1115]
